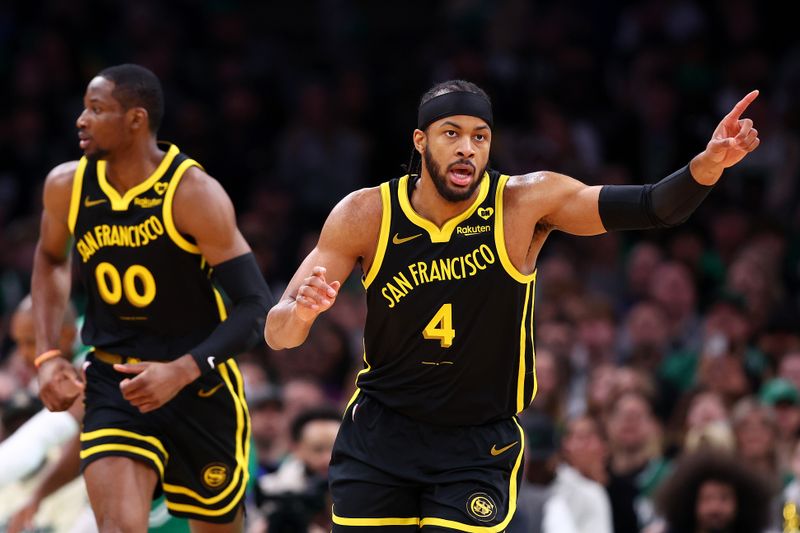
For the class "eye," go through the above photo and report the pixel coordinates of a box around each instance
[475,134,486,142]
[445,130,457,138]
[93,106,101,114]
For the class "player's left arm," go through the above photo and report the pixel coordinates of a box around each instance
[540,90,761,236]
[116,167,273,412]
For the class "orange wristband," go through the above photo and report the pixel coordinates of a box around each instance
[34,349,62,369]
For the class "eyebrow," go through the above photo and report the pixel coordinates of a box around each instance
[439,121,490,131]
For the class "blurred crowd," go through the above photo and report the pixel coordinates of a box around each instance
[2,0,800,531]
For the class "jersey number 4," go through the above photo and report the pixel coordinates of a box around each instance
[423,303,455,348]
[95,262,156,308]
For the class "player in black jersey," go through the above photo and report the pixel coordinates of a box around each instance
[265,80,760,531]
[31,64,273,532]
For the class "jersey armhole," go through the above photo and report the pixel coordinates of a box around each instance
[163,159,203,254]
[67,158,88,235]
[494,174,537,284]
[362,182,391,289]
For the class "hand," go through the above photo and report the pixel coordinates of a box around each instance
[115,355,199,413]
[6,497,40,533]
[38,357,84,412]
[698,90,760,173]
[293,266,341,322]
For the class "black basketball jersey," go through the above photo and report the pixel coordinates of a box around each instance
[357,170,537,426]
[68,143,224,360]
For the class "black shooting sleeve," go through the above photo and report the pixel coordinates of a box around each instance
[189,252,274,374]
[598,165,714,231]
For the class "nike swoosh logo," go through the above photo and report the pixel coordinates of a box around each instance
[197,382,225,398]
[207,356,216,369]
[84,196,107,208]
[392,233,422,245]
[490,441,519,456]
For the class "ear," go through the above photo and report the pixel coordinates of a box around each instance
[413,129,426,155]
[129,108,149,131]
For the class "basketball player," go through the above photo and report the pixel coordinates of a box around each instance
[265,80,759,531]
[32,64,273,532]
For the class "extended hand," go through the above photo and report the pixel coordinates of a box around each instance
[115,356,199,413]
[38,357,84,412]
[705,90,761,168]
[294,266,340,322]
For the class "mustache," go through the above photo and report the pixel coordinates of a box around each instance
[447,159,476,172]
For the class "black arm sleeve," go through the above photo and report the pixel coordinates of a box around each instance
[189,252,274,374]
[598,165,714,231]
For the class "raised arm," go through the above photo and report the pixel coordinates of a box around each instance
[265,187,382,350]
[115,167,273,412]
[32,162,85,412]
[536,90,761,236]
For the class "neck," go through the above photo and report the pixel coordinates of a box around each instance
[103,138,163,194]
[610,446,652,474]
[411,169,480,227]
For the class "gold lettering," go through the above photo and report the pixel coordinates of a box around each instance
[439,258,451,280]
[479,243,495,264]
[381,287,395,308]
[464,253,477,276]
[428,260,441,281]
[417,262,429,284]
[408,263,420,286]
[387,282,406,305]
[394,272,412,294]
[77,240,91,263]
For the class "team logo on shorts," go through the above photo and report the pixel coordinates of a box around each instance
[466,492,497,522]
[201,463,229,490]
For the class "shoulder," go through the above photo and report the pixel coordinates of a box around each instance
[43,161,81,215]
[317,185,383,256]
[172,165,229,206]
[44,161,80,193]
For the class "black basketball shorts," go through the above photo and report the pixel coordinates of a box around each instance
[80,352,250,523]
[329,392,524,531]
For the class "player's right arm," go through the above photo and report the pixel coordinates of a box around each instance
[265,187,382,350]
[32,162,84,411]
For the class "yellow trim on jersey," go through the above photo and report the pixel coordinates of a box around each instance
[529,290,538,406]
[80,443,165,478]
[162,361,247,513]
[516,282,532,413]
[68,158,88,234]
[163,158,203,254]
[362,182,392,289]
[80,428,169,459]
[332,513,420,527]
[494,174,537,284]
[345,341,372,412]
[398,173,490,243]
[97,144,180,211]
[417,418,525,532]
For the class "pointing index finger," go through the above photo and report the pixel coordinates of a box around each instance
[727,90,759,122]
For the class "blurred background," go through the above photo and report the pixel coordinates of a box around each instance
[1,1,800,532]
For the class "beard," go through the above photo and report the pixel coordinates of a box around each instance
[423,149,486,203]
[85,147,110,161]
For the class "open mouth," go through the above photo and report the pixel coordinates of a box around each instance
[78,132,91,150]
[447,162,475,186]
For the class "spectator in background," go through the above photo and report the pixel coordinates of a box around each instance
[562,414,609,486]
[248,384,289,476]
[648,261,702,354]
[605,390,670,533]
[508,413,578,533]
[759,379,800,478]
[651,451,773,533]
[256,407,341,533]
[731,398,781,491]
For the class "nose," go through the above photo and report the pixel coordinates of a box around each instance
[76,109,88,129]
[456,137,476,159]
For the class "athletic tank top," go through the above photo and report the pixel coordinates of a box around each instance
[357,170,537,425]
[68,143,225,360]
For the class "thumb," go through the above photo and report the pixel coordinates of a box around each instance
[330,280,341,292]
[113,362,148,375]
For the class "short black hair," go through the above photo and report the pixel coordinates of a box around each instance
[290,407,341,443]
[418,79,491,109]
[98,64,164,133]
[655,451,773,533]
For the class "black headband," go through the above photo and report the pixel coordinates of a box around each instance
[417,91,493,131]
